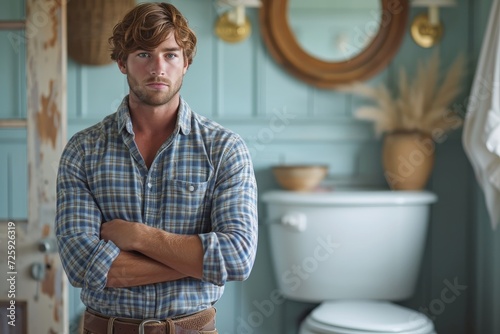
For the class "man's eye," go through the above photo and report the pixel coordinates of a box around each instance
[138,53,149,58]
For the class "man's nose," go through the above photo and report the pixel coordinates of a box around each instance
[150,56,165,76]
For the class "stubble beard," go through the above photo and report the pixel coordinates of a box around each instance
[127,75,183,107]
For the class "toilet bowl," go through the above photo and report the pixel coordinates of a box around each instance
[262,188,438,334]
[300,300,436,334]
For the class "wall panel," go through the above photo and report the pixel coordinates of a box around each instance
[0,30,26,119]
[0,129,27,220]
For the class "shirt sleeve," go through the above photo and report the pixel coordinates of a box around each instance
[198,134,258,286]
[55,136,120,290]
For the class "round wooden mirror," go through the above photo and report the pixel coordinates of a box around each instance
[259,0,409,88]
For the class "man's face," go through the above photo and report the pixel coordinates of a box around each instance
[119,33,188,107]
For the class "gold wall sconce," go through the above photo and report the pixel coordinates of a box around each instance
[214,0,261,43]
[411,0,456,48]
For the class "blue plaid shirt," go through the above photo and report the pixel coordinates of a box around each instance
[55,96,258,319]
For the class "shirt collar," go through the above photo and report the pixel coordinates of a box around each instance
[177,97,192,135]
[116,95,192,136]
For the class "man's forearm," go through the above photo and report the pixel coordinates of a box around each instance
[134,231,204,279]
[101,219,204,280]
[106,250,187,287]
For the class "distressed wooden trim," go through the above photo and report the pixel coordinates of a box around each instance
[25,0,67,332]
[0,20,26,29]
[0,119,27,128]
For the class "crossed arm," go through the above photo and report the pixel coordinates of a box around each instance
[101,219,204,287]
[56,134,258,290]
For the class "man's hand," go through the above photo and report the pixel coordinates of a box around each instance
[100,219,145,251]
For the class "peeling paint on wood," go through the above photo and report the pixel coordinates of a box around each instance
[37,80,61,149]
[42,223,51,237]
[42,255,56,298]
[54,301,60,322]
[44,2,59,49]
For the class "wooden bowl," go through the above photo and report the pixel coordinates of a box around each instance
[272,165,328,191]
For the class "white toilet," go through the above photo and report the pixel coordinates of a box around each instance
[262,188,438,334]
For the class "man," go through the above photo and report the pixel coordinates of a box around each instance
[55,3,258,333]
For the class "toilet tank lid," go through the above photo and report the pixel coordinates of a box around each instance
[310,300,432,332]
[261,189,437,206]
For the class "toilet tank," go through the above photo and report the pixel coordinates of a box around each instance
[262,188,437,303]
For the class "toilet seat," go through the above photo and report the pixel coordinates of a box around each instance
[300,300,436,334]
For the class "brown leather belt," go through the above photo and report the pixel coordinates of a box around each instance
[83,307,216,334]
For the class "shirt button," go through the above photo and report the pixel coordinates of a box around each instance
[188,185,195,192]
[148,182,152,189]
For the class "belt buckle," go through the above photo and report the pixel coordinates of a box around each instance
[139,318,163,334]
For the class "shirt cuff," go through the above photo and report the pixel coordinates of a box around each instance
[84,239,121,290]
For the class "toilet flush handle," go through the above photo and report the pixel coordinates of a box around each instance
[281,212,307,232]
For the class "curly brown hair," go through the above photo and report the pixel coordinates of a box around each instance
[109,2,197,65]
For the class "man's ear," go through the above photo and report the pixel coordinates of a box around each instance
[117,59,127,74]
[183,57,189,75]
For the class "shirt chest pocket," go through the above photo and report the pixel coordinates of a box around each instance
[160,179,210,232]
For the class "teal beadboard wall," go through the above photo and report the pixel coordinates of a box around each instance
[1,0,498,332]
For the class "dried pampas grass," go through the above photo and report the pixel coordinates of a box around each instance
[340,52,466,137]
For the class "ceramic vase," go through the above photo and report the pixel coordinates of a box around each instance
[382,131,435,190]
